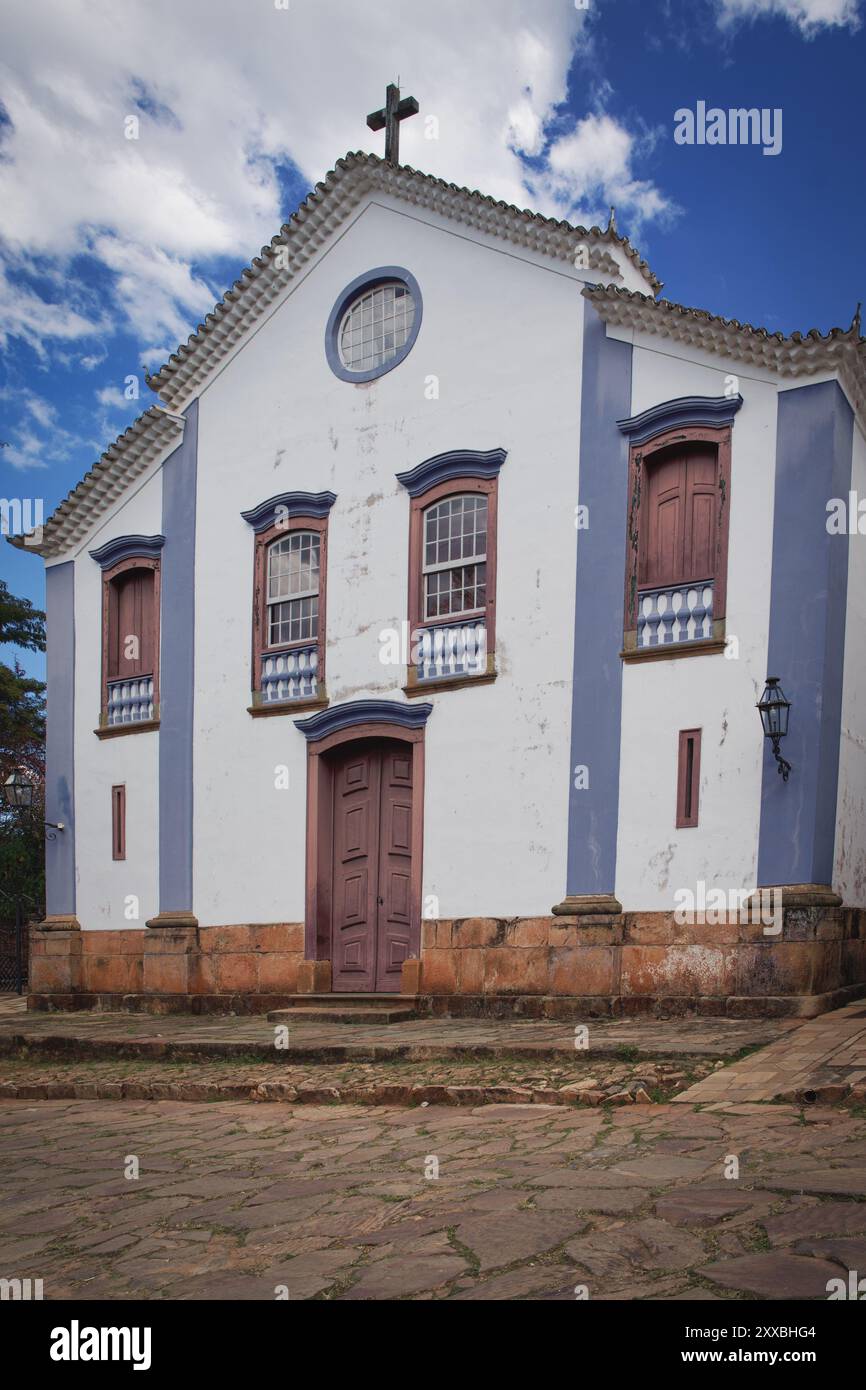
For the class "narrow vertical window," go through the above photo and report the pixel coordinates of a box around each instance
[676,729,702,828]
[111,784,126,860]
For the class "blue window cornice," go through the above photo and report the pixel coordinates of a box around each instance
[325,267,423,384]
[241,491,337,533]
[89,534,165,568]
[295,698,433,741]
[396,448,508,498]
[616,394,744,445]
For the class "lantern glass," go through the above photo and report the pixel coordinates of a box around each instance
[3,772,34,809]
[758,678,790,739]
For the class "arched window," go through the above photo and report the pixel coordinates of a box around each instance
[623,423,732,654]
[246,502,332,713]
[404,473,499,691]
[421,493,487,622]
[266,530,320,647]
[95,550,162,730]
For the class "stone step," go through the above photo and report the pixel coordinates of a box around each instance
[267,1005,418,1025]
[274,994,417,1009]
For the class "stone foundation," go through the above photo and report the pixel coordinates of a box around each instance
[27,905,866,1019]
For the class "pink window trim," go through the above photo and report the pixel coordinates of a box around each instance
[623,423,732,637]
[111,784,126,860]
[100,555,161,725]
[676,728,702,829]
[407,475,499,656]
[251,512,329,698]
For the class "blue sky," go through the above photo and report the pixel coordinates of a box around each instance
[1,0,864,682]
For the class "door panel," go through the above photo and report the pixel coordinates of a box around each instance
[331,750,381,991]
[330,742,416,992]
[376,748,414,989]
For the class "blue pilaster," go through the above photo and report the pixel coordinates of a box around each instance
[44,561,76,918]
[757,381,854,888]
[562,299,633,902]
[158,399,199,916]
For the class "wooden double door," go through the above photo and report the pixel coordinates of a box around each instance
[329,740,416,993]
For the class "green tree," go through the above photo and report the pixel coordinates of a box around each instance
[0,579,46,921]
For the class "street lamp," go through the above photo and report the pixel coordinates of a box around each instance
[1,771,65,833]
[757,677,792,782]
[2,770,34,808]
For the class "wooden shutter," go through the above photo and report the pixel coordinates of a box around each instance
[641,445,718,589]
[108,569,155,679]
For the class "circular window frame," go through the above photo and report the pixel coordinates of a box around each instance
[325,266,423,383]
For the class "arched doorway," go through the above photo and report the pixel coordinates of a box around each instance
[299,708,427,994]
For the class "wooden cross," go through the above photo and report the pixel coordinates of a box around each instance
[367,83,419,164]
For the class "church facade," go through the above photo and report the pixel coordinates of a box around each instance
[17,147,866,1017]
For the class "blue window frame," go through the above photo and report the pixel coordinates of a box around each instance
[325,266,423,383]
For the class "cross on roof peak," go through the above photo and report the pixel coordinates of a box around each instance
[366,82,419,164]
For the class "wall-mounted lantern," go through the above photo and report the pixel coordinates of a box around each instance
[757,677,792,782]
[2,771,65,837]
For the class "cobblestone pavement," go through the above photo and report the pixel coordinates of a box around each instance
[677,1002,866,1106]
[0,1002,790,1061]
[0,1051,722,1107]
[1,1098,865,1300]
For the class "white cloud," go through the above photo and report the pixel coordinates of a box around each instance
[95,385,131,410]
[532,113,677,233]
[22,392,57,428]
[715,0,861,35]
[0,262,106,357]
[3,430,49,471]
[0,0,673,369]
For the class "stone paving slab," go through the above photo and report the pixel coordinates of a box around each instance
[0,1050,719,1108]
[2,1097,865,1300]
[0,999,791,1062]
[675,1002,866,1106]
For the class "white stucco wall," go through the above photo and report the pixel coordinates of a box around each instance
[69,468,163,930]
[614,337,779,911]
[192,197,586,923]
[833,421,866,905]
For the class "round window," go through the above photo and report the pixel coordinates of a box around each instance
[339,281,415,372]
[325,268,422,383]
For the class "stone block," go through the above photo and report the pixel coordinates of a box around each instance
[401,957,422,995]
[456,947,485,994]
[419,948,458,995]
[258,952,300,992]
[451,918,502,948]
[549,945,616,996]
[482,946,548,995]
[248,923,304,953]
[507,918,550,948]
[734,943,816,997]
[621,944,735,997]
[297,959,331,993]
[204,925,252,954]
